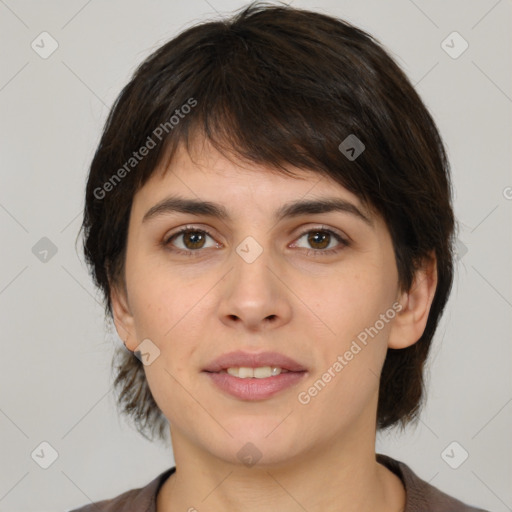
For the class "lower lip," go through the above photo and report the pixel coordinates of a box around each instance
[204,371,307,400]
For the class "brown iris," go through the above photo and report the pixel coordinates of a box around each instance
[307,231,331,250]
[182,231,207,250]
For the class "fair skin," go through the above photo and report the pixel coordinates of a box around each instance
[111,138,437,512]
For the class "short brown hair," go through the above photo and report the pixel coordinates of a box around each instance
[81,1,455,442]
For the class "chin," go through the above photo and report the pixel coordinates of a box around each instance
[205,416,307,467]
[211,440,304,469]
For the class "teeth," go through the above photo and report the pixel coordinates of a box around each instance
[239,367,254,378]
[226,366,283,378]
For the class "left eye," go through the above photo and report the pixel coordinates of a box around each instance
[293,229,348,253]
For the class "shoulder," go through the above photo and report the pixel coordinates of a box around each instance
[67,467,175,512]
[376,453,490,512]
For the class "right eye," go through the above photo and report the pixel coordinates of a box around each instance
[164,227,220,255]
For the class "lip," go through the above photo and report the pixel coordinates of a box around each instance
[202,350,308,401]
[205,371,306,400]
[202,350,307,373]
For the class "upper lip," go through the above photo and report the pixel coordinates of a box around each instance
[202,351,307,372]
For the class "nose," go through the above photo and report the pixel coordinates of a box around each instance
[217,243,293,332]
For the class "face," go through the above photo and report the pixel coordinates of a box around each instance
[113,140,409,467]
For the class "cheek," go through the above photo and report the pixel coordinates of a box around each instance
[127,263,209,371]
[317,261,397,344]
[126,250,186,337]
[296,292,394,433]
[129,272,205,418]
[301,261,397,410]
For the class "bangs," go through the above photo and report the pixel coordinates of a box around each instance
[128,18,381,210]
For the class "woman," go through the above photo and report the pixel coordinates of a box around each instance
[71,2,490,511]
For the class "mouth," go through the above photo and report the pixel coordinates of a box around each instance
[202,350,307,373]
[221,366,289,378]
[202,351,308,400]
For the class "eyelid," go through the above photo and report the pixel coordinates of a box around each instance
[293,224,350,243]
[165,223,349,240]
[164,224,218,244]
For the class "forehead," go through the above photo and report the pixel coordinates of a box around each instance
[135,139,376,224]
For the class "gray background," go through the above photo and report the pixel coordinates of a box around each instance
[0,0,511,511]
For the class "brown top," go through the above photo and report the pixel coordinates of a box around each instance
[68,453,490,512]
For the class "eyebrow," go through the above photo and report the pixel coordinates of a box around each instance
[142,194,373,227]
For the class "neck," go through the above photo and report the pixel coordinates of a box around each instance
[157,425,405,512]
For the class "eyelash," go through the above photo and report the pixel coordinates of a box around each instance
[163,225,350,257]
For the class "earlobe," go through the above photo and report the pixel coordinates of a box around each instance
[110,283,137,351]
[387,253,438,350]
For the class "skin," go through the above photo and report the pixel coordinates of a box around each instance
[111,137,437,512]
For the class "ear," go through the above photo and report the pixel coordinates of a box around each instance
[110,282,138,352]
[388,251,438,349]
